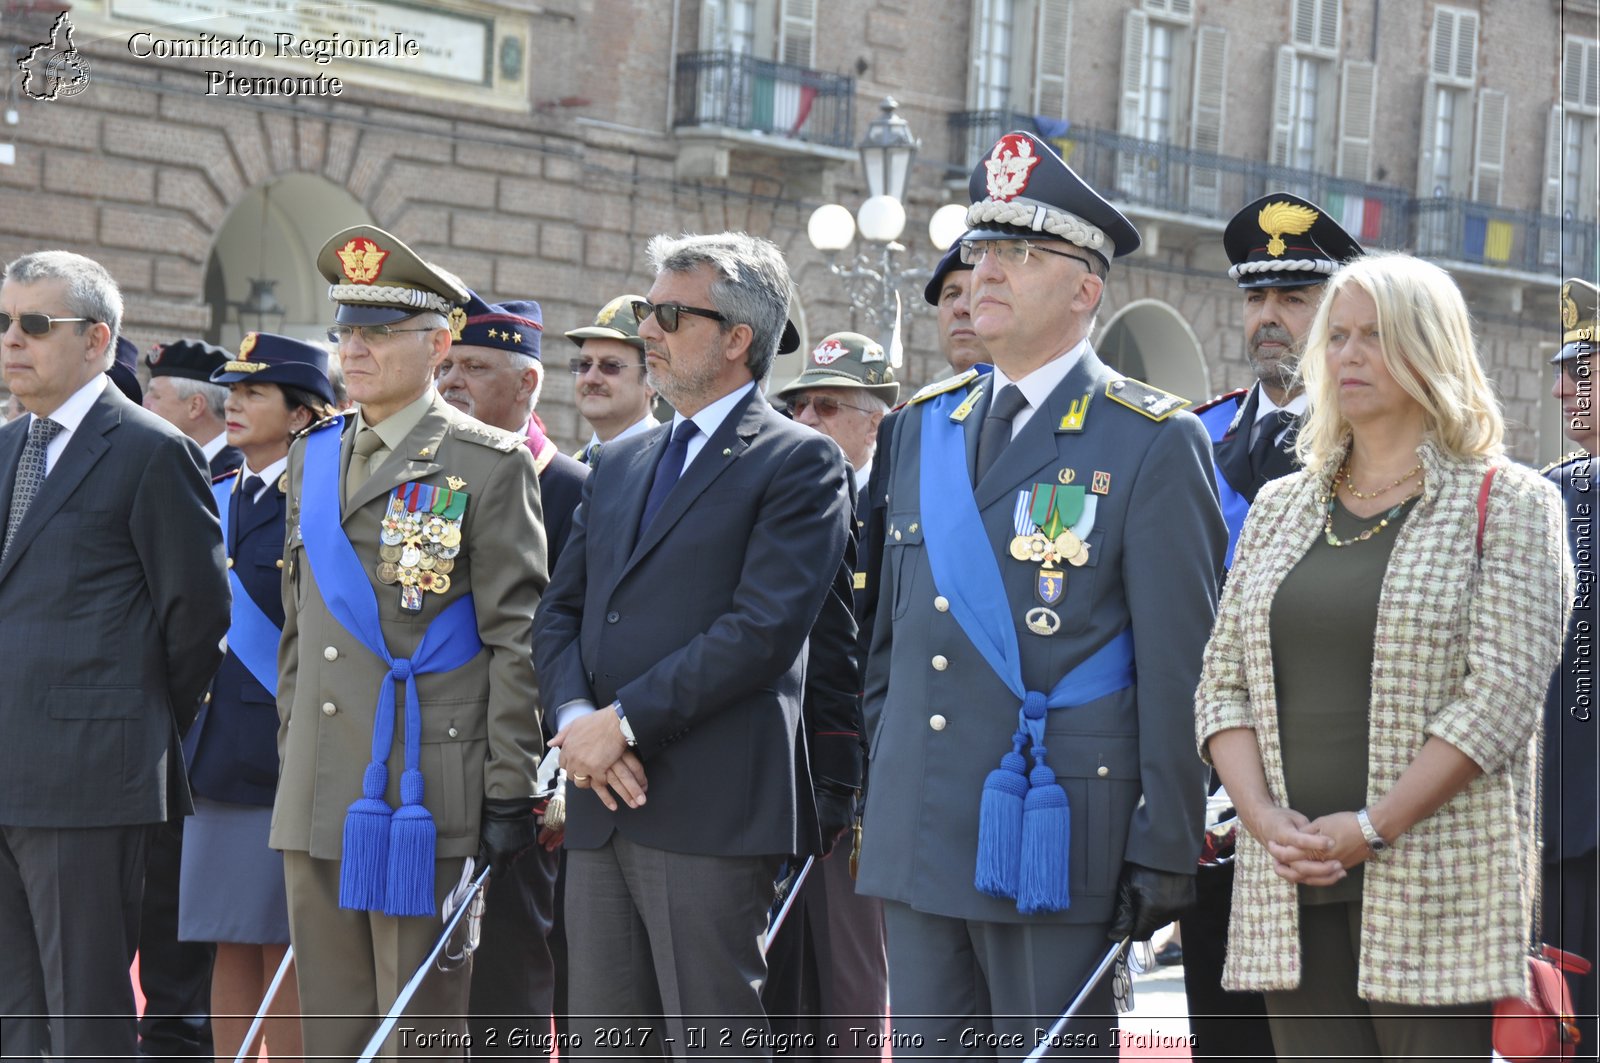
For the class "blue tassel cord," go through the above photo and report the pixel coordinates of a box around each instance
[339,761,392,911]
[385,767,436,917]
[1016,748,1072,915]
[975,730,1030,899]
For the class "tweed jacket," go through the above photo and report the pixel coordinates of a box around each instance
[1196,440,1566,1005]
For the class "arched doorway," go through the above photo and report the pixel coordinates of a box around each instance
[1096,299,1209,403]
[204,174,374,350]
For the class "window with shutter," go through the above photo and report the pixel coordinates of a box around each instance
[1032,0,1072,117]
[1472,88,1505,205]
[1336,60,1375,181]
[1290,0,1339,58]
[971,0,1016,111]
[1116,9,1149,195]
[1143,0,1192,23]
[1430,6,1477,88]
[1187,25,1226,213]
[1564,36,1600,115]
[778,0,815,67]
[1268,43,1296,168]
[1542,105,1563,217]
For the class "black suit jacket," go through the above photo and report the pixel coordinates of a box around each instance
[534,386,853,858]
[209,442,243,479]
[537,448,588,573]
[0,384,230,827]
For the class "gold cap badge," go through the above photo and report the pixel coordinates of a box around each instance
[1258,201,1319,258]
[336,238,389,285]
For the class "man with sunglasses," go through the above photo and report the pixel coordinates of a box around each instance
[564,295,659,466]
[0,251,230,1061]
[1543,277,1598,1058]
[856,132,1225,1055]
[272,226,546,1060]
[435,289,585,1055]
[534,232,853,1053]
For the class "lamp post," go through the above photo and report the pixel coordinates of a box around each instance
[808,97,968,339]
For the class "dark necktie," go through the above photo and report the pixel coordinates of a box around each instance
[1248,410,1296,481]
[582,442,602,466]
[974,384,1028,484]
[230,476,263,551]
[638,420,700,535]
[3,417,62,562]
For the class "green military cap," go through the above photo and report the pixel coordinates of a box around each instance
[564,295,648,349]
[1553,278,1599,364]
[774,331,900,404]
[317,224,470,337]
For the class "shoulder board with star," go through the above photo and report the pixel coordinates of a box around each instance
[1191,388,1248,416]
[295,413,345,441]
[1541,450,1590,476]
[449,420,523,453]
[905,368,981,407]
[1103,377,1191,421]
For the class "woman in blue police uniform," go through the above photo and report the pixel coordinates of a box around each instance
[178,333,336,1063]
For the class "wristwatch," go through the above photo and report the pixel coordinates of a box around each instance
[614,703,637,748]
[1356,808,1389,853]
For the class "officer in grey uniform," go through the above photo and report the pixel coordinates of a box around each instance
[857,131,1225,1057]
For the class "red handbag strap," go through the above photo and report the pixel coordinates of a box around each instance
[1476,466,1498,558]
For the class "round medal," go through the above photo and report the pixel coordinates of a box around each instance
[433,558,455,575]
[1025,606,1062,636]
[440,524,462,549]
[1067,541,1091,568]
[430,572,451,594]
[1054,530,1082,558]
[400,545,422,568]
[418,554,437,571]
[1009,535,1033,561]
[380,527,404,547]
[376,561,400,585]
[379,544,402,563]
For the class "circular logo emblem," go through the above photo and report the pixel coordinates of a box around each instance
[45,53,91,99]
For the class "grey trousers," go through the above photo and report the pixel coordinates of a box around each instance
[564,833,782,1059]
[0,823,149,1061]
[1264,901,1493,1061]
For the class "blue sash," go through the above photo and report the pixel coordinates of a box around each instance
[919,390,1135,913]
[300,419,484,917]
[212,477,281,697]
[1196,400,1251,567]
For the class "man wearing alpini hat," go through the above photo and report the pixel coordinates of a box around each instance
[856,132,1225,1054]
[271,225,546,1059]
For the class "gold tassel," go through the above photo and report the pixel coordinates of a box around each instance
[543,772,567,833]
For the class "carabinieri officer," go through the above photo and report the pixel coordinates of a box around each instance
[270,225,547,1060]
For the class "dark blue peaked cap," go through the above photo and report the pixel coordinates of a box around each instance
[210,332,335,407]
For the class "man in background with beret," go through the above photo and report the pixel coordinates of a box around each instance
[145,339,242,477]
[272,225,545,1059]
[437,290,585,1052]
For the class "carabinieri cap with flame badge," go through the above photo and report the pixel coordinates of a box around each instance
[1223,192,1363,289]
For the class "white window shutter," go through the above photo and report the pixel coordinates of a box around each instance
[1168,0,1193,20]
[1291,0,1316,48]
[1542,105,1563,217]
[1472,88,1506,205]
[1316,0,1340,53]
[1453,10,1478,83]
[1430,8,1456,81]
[1416,81,1441,195]
[778,0,815,67]
[1032,0,1073,117]
[1187,25,1227,211]
[1116,9,1150,194]
[1564,36,1600,114]
[1269,44,1296,167]
[1336,60,1375,181]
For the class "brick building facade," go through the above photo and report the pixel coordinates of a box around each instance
[1,0,1594,459]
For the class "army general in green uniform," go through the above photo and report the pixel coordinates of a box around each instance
[271,226,546,1060]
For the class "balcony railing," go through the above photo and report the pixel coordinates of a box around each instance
[674,51,854,149]
[947,113,1589,278]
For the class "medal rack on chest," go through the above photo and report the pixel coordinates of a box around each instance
[377,482,466,612]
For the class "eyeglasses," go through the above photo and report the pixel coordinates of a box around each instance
[327,324,439,344]
[787,394,873,418]
[0,312,96,336]
[1555,357,1594,385]
[568,356,642,377]
[631,300,727,333]
[959,240,1094,272]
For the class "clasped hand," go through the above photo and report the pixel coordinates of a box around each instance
[550,704,648,813]
[1247,805,1370,887]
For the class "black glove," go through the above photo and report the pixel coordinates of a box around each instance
[478,797,537,876]
[814,779,856,857]
[1107,863,1195,943]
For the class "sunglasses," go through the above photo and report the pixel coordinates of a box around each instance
[1555,357,1593,385]
[568,356,643,377]
[327,324,438,344]
[0,312,96,336]
[631,300,727,333]
[959,239,1095,273]
[788,394,874,418]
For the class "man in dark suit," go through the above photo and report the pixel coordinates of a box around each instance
[857,133,1225,1056]
[1182,193,1361,1060]
[533,231,852,1052]
[145,339,244,477]
[0,250,230,1060]
[1545,277,1598,1059]
[437,290,585,1054]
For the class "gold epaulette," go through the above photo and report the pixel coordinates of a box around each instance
[905,368,981,406]
[1540,450,1589,475]
[1103,377,1191,421]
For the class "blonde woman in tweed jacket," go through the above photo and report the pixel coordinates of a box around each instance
[1196,252,1568,1060]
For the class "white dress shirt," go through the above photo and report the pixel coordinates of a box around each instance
[32,373,107,475]
[986,338,1090,440]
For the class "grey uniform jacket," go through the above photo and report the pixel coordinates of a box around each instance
[857,347,1225,925]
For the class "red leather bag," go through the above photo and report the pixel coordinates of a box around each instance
[1493,945,1592,1061]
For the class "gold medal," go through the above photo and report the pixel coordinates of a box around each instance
[433,557,455,575]
[430,572,451,594]
[376,561,399,584]
[418,553,437,571]
[1067,541,1091,568]
[398,565,420,587]
[440,524,462,549]
[1053,530,1082,559]
[1009,535,1033,561]
[1027,533,1051,562]
[379,544,402,563]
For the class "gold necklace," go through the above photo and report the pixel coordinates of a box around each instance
[1322,491,1418,547]
[1338,460,1422,500]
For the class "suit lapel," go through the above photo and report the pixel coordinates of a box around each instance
[0,387,119,585]
[232,477,282,552]
[973,352,1106,511]
[1214,385,1261,500]
[0,415,27,538]
[608,425,666,572]
[343,397,449,520]
[620,389,761,579]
